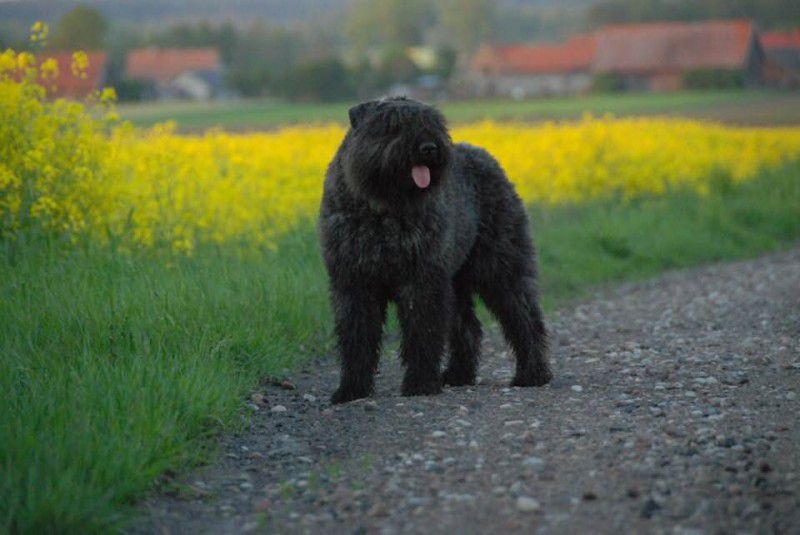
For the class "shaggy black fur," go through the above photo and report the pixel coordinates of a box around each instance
[319,97,551,404]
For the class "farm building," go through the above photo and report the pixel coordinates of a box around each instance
[37,51,108,100]
[125,48,223,100]
[592,20,763,91]
[762,30,800,88]
[469,36,596,98]
[469,19,765,96]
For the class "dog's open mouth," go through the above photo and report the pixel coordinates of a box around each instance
[411,165,431,189]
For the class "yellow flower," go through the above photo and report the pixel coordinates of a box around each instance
[3,45,800,255]
[100,87,117,104]
[39,58,59,80]
[71,51,89,79]
[17,52,35,70]
[0,50,17,75]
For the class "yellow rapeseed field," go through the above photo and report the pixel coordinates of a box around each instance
[3,47,800,253]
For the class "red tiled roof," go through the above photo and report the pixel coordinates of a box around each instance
[762,30,800,50]
[593,20,755,74]
[126,48,220,83]
[38,51,108,99]
[472,35,596,75]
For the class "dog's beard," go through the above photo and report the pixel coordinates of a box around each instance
[344,130,450,204]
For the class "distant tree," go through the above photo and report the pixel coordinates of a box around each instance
[149,21,238,64]
[226,22,306,96]
[51,4,108,50]
[589,0,800,29]
[434,45,458,78]
[438,0,496,52]
[281,57,355,102]
[346,0,435,50]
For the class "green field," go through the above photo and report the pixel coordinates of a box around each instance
[3,162,800,533]
[118,90,800,131]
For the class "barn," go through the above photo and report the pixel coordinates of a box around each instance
[592,20,763,92]
[469,36,596,98]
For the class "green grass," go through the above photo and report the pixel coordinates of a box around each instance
[2,162,800,533]
[117,90,800,131]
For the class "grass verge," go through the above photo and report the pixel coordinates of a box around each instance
[2,162,799,533]
[117,90,800,131]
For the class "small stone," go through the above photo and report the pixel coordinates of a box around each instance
[505,420,524,427]
[522,456,545,469]
[431,430,447,438]
[786,392,797,401]
[570,385,584,393]
[250,393,267,406]
[509,481,524,496]
[270,405,288,413]
[641,498,661,519]
[516,496,541,512]
[368,502,388,517]
[364,401,378,411]
[717,437,736,448]
[492,486,507,495]
[302,393,317,402]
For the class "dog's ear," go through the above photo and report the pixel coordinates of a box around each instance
[348,101,377,129]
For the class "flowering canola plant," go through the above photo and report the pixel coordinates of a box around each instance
[3,47,800,253]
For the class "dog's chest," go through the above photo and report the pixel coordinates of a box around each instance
[341,209,446,282]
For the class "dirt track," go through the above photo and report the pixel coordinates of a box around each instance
[133,248,800,534]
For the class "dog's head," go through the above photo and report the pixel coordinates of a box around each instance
[341,97,453,204]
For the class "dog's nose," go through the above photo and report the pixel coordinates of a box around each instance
[419,142,438,156]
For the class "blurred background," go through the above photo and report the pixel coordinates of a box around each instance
[1,0,799,129]
[4,3,800,532]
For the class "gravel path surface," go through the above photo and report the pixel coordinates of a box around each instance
[133,249,800,534]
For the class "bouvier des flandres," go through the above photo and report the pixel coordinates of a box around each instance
[319,97,551,404]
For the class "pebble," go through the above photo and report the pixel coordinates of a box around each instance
[571,385,584,393]
[431,430,447,438]
[270,405,288,413]
[522,456,545,469]
[516,496,541,512]
[302,393,316,402]
[641,498,661,519]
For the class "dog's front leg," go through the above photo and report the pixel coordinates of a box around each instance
[396,274,451,397]
[330,285,387,404]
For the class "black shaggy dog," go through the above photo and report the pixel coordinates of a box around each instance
[319,97,551,404]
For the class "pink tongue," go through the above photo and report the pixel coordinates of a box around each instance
[411,165,431,189]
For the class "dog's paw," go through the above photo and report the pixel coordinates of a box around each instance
[511,365,552,387]
[330,386,369,404]
[442,367,476,387]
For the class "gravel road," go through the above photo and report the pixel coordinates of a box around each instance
[133,249,800,534]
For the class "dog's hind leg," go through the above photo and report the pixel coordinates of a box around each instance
[330,286,387,404]
[396,274,450,397]
[443,275,481,386]
[479,275,551,387]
